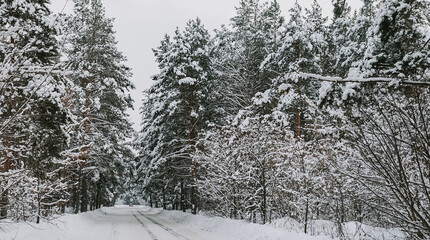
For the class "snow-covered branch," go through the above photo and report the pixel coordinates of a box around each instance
[299,72,430,86]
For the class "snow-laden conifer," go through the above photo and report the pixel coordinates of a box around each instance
[136,18,214,214]
[62,0,135,213]
[0,0,72,222]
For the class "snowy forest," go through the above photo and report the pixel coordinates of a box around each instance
[0,0,135,224]
[1,0,430,239]
[135,0,430,238]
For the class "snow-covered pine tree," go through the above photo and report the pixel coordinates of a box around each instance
[307,1,373,232]
[0,0,71,222]
[342,0,375,76]
[137,18,213,214]
[62,0,135,213]
[324,0,352,77]
[178,18,215,214]
[317,0,375,106]
[259,1,363,233]
[212,0,284,116]
[262,1,326,140]
[359,0,430,80]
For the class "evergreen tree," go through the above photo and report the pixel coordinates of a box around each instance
[360,0,430,80]
[63,0,135,213]
[136,18,214,214]
[213,0,284,116]
[263,1,326,139]
[318,0,374,106]
[0,0,71,222]
[325,0,352,77]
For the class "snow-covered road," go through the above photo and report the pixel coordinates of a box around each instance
[131,208,216,240]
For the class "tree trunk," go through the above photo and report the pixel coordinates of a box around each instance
[180,181,185,212]
[297,80,302,139]
[95,182,100,209]
[261,166,267,224]
[0,189,8,219]
[77,87,90,213]
[304,198,309,234]
[162,188,166,210]
[80,176,88,212]
[191,185,197,214]
[0,165,8,218]
[232,191,237,219]
[37,178,41,224]
[74,168,82,214]
[74,186,80,214]
[1,141,11,219]
[149,192,153,208]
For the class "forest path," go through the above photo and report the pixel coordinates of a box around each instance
[132,208,214,240]
[83,206,216,240]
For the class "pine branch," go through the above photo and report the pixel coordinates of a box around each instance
[298,72,430,86]
[0,65,59,134]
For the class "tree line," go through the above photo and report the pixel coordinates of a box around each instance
[0,0,134,223]
[135,0,430,238]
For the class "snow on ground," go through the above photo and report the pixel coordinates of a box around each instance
[153,208,331,240]
[270,218,405,240]
[0,206,405,240]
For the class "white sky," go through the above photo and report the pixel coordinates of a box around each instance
[50,0,363,131]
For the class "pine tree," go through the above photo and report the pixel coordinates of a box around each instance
[325,0,352,77]
[317,0,374,106]
[136,18,213,214]
[263,1,326,140]
[213,0,284,116]
[63,0,135,213]
[0,0,71,222]
[358,0,430,80]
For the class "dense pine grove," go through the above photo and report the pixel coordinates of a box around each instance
[135,0,430,238]
[0,0,429,239]
[0,0,135,223]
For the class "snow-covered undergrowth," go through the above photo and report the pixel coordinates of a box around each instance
[270,218,405,240]
[0,206,405,240]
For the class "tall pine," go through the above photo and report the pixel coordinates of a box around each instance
[137,18,214,214]
[62,0,135,213]
[0,0,71,222]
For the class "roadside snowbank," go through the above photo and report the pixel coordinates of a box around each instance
[154,209,331,240]
[1,208,112,240]
[270,217,405,240]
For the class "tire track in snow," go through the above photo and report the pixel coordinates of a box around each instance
[133,213,159,240]
[136,210,190,240]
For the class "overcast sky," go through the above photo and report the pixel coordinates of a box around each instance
[50,0,363,131]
